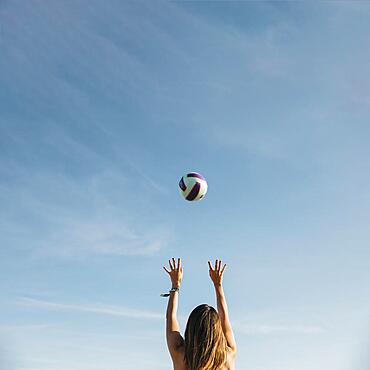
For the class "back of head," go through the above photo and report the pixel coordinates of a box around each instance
[184,304,227,370]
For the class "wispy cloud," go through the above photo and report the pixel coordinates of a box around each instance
[0,162,171,258]
[122,156,168,195]
[0,324,57,332]
[234,321,325,335]
[36,217,169,258]
[17,297,164,320]
[16,297,325,334]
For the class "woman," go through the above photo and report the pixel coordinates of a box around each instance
[162,258,237,370]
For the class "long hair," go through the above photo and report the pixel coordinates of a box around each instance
[184,304,228,370]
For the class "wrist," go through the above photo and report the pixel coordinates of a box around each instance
[214,283,223,291]
[160,286,179,298]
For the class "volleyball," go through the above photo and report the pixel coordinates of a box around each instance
[179,172,208,201]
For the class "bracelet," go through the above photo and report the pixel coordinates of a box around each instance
[160,287,180,297]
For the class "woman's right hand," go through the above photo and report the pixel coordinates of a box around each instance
[208,259,227,286]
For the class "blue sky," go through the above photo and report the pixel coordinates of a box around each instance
[0,1,369,369]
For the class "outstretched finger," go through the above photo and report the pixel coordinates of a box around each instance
[163,266,171,274]
[218,260,222,272]
[221,264,227,275]
[177,258,181,270]
[208,261,213,270]
[172,257,176,270]
[215,259,219,271]
[169,259,173,270]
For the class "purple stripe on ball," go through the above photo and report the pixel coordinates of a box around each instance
[186,182,201,201]
[187,172,205,180]
[179,177,187,191]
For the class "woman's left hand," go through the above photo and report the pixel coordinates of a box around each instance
[163,258,183,289]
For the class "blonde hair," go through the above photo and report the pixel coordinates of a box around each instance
[184,304,228,370]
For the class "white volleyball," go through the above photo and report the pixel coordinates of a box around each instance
[179,172,208,201]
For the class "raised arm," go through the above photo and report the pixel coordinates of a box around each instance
[163,258,184,360]
[208,259,237,354]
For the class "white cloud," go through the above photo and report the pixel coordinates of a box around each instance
[37,218,169,258]
[17,297,164,320]
[0,324,57,332]
[0,163,171,258]
[234,320,325,335]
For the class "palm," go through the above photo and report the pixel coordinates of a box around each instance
[163,258,183,288]
[208,259,226,285]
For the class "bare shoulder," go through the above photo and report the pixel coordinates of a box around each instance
[171,345,188,370]
[225,347,237,369]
